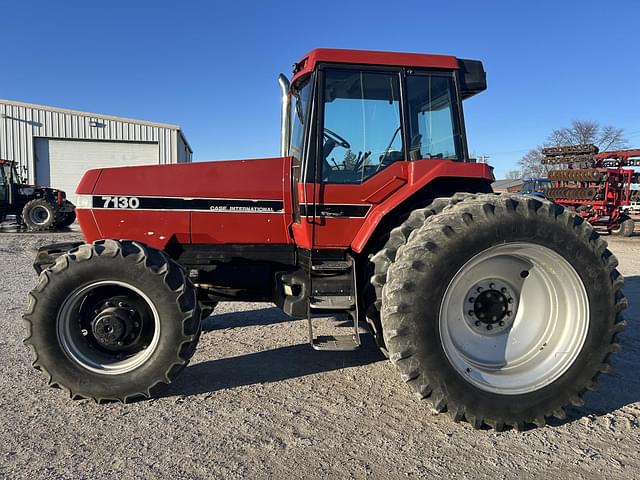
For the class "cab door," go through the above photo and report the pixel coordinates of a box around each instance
[308,67,409,248]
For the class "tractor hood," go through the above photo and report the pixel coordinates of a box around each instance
[77,157,290,202]
[75,157,294,249]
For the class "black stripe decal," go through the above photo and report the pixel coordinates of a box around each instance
[92,195,284,213]
[299,204,371,218]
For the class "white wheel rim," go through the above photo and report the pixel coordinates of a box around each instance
[57,281,161,375]
[439,242,589,395]
[30,205,51,225]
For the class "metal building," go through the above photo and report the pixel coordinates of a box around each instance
[0,99,192,197]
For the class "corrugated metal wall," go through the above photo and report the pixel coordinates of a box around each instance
[0,100,191,183]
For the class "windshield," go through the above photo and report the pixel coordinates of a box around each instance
[322,69,403,184]
[290,78,311,162]
[523,179,551,193]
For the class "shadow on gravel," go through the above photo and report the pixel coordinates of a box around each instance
[201,306,291,332]
[164,334,384,398]
[170,277,640,421]
[559,274,640,424]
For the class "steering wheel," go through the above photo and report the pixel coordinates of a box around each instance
[323,128,351,149]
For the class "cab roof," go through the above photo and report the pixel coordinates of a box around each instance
[292,48,459,83]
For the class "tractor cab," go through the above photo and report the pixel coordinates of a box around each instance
[278,49,489,252]
[274,49,492,348]
[520,177,551,197]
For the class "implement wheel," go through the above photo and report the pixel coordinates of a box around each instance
[610,216,635,237]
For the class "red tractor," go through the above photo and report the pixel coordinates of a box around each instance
[24,49,626,430]
[543,144,639,236]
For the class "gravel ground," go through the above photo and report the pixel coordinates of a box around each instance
[0,229,639,479]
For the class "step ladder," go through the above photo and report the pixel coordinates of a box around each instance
[306,256,361,351]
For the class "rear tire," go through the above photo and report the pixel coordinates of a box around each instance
[23,240,201,402]
[55,201,76,227]
[610,216,635,237]
[365,193,476,353]
[22,198,58,231]
[382,194,627,430]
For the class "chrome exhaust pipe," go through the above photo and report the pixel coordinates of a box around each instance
[277,74,291,157]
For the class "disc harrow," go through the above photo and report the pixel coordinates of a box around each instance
[545,187,598,201]
[547,169,605,182]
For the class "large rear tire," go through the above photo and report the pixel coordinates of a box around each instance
[55,201,76,227]
[23,240,201,402]
[365,193,476,353]
[381,194,627,430]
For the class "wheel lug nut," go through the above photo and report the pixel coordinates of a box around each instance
[469,297,475,303]
[477,287,483,292]
[468,310,474,316]
[499,321,505,327]
[508,298,513,304]
[489,283,495,289]
[486,324,493,330]
[475,321,481,326]
[507,311,512,316]
[81,329,88,336]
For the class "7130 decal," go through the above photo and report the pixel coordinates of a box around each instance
[101,196,140,209]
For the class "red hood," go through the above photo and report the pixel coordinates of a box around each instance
[78,157,290,201]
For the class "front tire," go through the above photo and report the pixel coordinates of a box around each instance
[381,194,627,430]
[22,198,58,231]
[23,240,201,402]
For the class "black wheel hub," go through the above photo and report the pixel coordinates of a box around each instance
[473,289,509,324]
[90,300,142,351]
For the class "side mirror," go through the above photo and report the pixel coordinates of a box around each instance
[458,59,487,99]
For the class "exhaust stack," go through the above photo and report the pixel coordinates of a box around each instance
[277,74,291,157]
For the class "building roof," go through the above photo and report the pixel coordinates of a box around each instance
[0,98,181,130]
[492,178,522,191]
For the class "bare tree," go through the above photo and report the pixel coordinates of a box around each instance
[517,120,628,177]
[506,169,522,179]
[518,148,551,178]
[547,120,628,151]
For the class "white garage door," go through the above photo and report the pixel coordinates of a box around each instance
[34,139,159,199]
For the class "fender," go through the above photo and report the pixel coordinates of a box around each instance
[351,160,494,253]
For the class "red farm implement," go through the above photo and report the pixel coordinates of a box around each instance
[543,145,639,236]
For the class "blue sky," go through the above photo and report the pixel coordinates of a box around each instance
[1,0,638,178]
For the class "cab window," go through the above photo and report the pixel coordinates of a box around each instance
[290,78,311,163]
[406,74,460,161]
[321,69,403,184]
